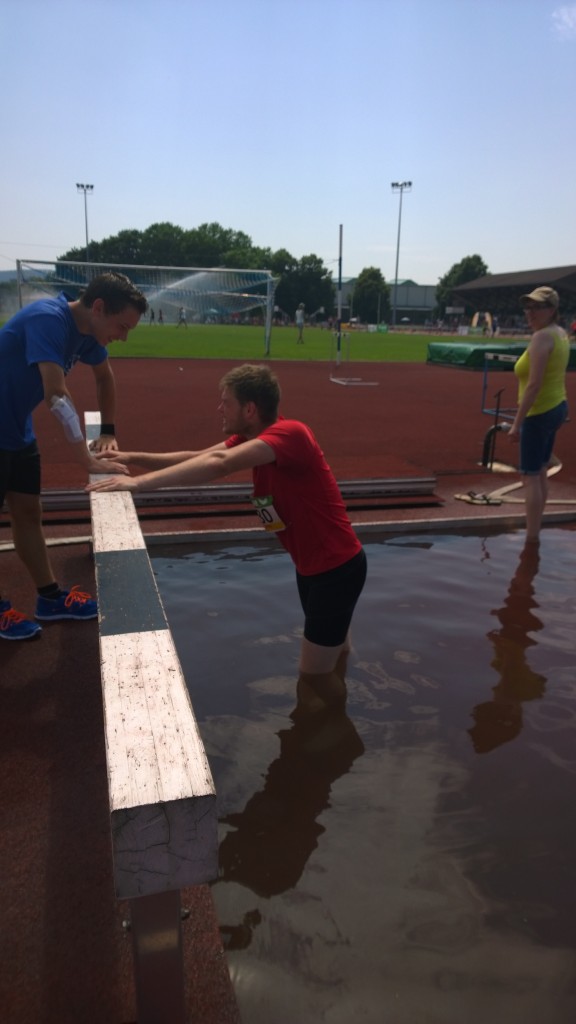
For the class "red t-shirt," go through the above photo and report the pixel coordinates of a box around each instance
[226,419,361,576]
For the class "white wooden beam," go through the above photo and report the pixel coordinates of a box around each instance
[86,413,218,900]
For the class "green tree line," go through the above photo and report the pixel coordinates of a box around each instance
[57,221,488,321]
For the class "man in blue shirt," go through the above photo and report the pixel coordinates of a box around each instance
[0,272,147,640]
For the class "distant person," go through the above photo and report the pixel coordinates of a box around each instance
[508,287,569,543]
[158,308,164,325]
[295,303,305,344]
[87,364,367,714]
[149,307,155,325]
[0,272,147,640]
[176,306,187,328]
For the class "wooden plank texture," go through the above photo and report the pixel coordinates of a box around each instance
[86,413,218,899]
[90,491,147,553]
[99,630,215,810]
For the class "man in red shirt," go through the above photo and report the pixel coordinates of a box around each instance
[88,364,367,715]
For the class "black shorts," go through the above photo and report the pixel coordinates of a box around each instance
[0,441,41,505]
[296,548,367,647]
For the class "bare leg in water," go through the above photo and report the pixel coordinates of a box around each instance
[523,467,548,543]
[294,635,351,717]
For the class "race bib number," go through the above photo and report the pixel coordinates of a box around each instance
[251,494,286,532]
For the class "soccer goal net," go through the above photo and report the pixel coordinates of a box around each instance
[16,259,277,353]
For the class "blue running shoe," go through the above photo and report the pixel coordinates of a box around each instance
[0,600,42,640]
[35,585,98,622]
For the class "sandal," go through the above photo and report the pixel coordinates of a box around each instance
[466,491,502,506]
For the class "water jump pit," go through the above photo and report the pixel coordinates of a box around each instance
[150,525,576,1024]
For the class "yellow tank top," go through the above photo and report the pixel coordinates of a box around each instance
[514,326,569,416]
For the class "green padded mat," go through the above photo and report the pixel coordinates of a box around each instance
[427,341,576,370]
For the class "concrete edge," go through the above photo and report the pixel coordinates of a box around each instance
[4,508,574,553]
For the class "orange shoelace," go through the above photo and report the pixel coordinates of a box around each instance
[0,607,27,631]
[64,585,93,608]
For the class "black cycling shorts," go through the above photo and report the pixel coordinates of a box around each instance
[0,441,42,505]
[296,547,367,647]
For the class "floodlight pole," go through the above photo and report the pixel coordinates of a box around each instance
[336,224,343,366]
[391,181,412,328]
[76,183,94,262]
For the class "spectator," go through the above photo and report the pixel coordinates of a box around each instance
[508,287,569,542]
[295,303,305,344]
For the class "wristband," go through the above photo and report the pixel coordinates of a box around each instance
[100,423,116,435]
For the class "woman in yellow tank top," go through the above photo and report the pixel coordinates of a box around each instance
[509,287,569,543]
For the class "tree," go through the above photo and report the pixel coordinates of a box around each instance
[59,227,150,265]
[268,248,298,278]
[224,244,273,270]
[352,267,390,324]
[55,224,333,317]
[436,254,489,316]
[181,223,255,268]
[139,223,186,265]
[273,253,334,319]
[105,229,143,264]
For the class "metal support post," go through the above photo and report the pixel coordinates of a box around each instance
[130,890,187,1024]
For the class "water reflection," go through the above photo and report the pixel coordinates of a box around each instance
[469,543,546,753]
[218,709,365,918]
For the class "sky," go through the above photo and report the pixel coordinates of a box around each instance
[1,0,575,285]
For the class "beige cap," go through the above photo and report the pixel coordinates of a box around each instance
[520,286,559,308]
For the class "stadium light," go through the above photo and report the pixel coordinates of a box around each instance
[76,183,94,262]
[391,181,412,328]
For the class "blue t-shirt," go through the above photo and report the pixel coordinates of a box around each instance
[0,292,107,449]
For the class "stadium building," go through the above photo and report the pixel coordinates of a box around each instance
[452,265,576,328]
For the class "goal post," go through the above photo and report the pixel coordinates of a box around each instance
[16,258,278,354]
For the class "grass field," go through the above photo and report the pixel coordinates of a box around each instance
[0,315,524,362]
[108,323,447,362]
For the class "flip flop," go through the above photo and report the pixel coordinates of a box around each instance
[454,491,502,506]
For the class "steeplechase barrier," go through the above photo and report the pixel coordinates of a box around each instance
[85,412,218,1024]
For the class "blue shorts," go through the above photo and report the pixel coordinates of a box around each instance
[520,401,568,475]
[296,548,367,647]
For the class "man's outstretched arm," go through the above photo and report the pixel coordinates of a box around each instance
[85,438,275,493]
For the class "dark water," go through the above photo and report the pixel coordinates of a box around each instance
[151,527,576,1024]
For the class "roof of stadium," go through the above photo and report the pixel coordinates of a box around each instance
[453,265,576,307]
